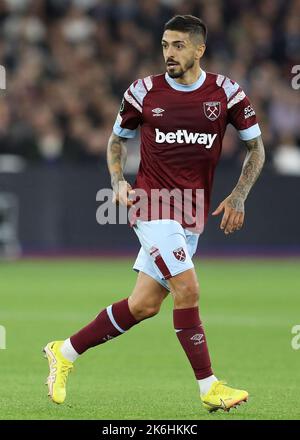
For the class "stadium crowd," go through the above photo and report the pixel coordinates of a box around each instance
[0,0,299,174]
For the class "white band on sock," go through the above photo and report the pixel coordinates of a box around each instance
[106,305,125,333]
[198,375,218,396]
[60,338,80,362]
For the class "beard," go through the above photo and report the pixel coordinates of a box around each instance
[167,58,195,78]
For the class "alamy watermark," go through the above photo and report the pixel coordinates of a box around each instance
[0,325,6,349]
[291,65,300,90]
[96,183,205,233]
[291,325,300,350]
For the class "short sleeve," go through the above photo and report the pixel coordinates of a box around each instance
[113,80,143,139]
[225,78,261,141]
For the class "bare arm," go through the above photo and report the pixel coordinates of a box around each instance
[212,135,265,234]
[106,132,134,206]
[107,132,127,190]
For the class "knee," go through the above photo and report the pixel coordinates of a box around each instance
[129,298,161,321]
[173,280,199,307]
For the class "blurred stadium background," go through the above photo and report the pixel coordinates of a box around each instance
[0,0,300,256]
[0,0,300,420]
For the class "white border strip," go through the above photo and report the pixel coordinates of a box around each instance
[222,77,239,100]
[227,91,246,109]
[124,90,142,113]
[144,76,153,91]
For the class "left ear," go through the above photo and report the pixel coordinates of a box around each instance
[195,44,206,61]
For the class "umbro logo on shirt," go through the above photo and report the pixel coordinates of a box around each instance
[155,128,217,149]
[152,108,165,116]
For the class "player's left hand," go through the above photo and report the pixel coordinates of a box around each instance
[212,193,245,234]
[112,180,136,207]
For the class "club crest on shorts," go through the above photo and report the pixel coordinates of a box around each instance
[203,101,221,121]
[173,247,186,262]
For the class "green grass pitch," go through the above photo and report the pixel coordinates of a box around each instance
[0,258,300,420]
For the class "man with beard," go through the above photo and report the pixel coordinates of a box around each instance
[44,15,264,413]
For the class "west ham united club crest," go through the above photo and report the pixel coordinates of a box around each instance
[203,101,221,121]
[173,247,186,262]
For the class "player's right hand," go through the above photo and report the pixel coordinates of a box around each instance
[112,180,136,207]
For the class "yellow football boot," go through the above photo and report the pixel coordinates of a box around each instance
[43,341,73,404]
[201,380,248,412]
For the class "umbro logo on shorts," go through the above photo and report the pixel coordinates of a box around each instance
[190,333,204,345]
[173,247,186,262]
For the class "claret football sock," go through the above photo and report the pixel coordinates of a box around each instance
[173,306,213,381]
[68,298,139,355]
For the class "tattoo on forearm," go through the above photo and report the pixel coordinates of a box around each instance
[107,133,128,189]
[232,135,265,203]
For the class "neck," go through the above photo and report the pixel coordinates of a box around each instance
[174,64,202,85]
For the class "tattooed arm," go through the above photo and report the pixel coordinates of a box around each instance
[212,135,265,234]
[107,132,135,206]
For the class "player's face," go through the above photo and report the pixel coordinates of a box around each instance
[161,30,204,78]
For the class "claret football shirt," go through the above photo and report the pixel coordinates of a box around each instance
[113,70,261,232]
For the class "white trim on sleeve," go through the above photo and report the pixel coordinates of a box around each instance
[238,123,261,141]
[113,119,137,139]
[227,91,246,109]
[124,90,142,113]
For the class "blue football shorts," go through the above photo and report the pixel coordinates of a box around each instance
[132,219,199,290]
